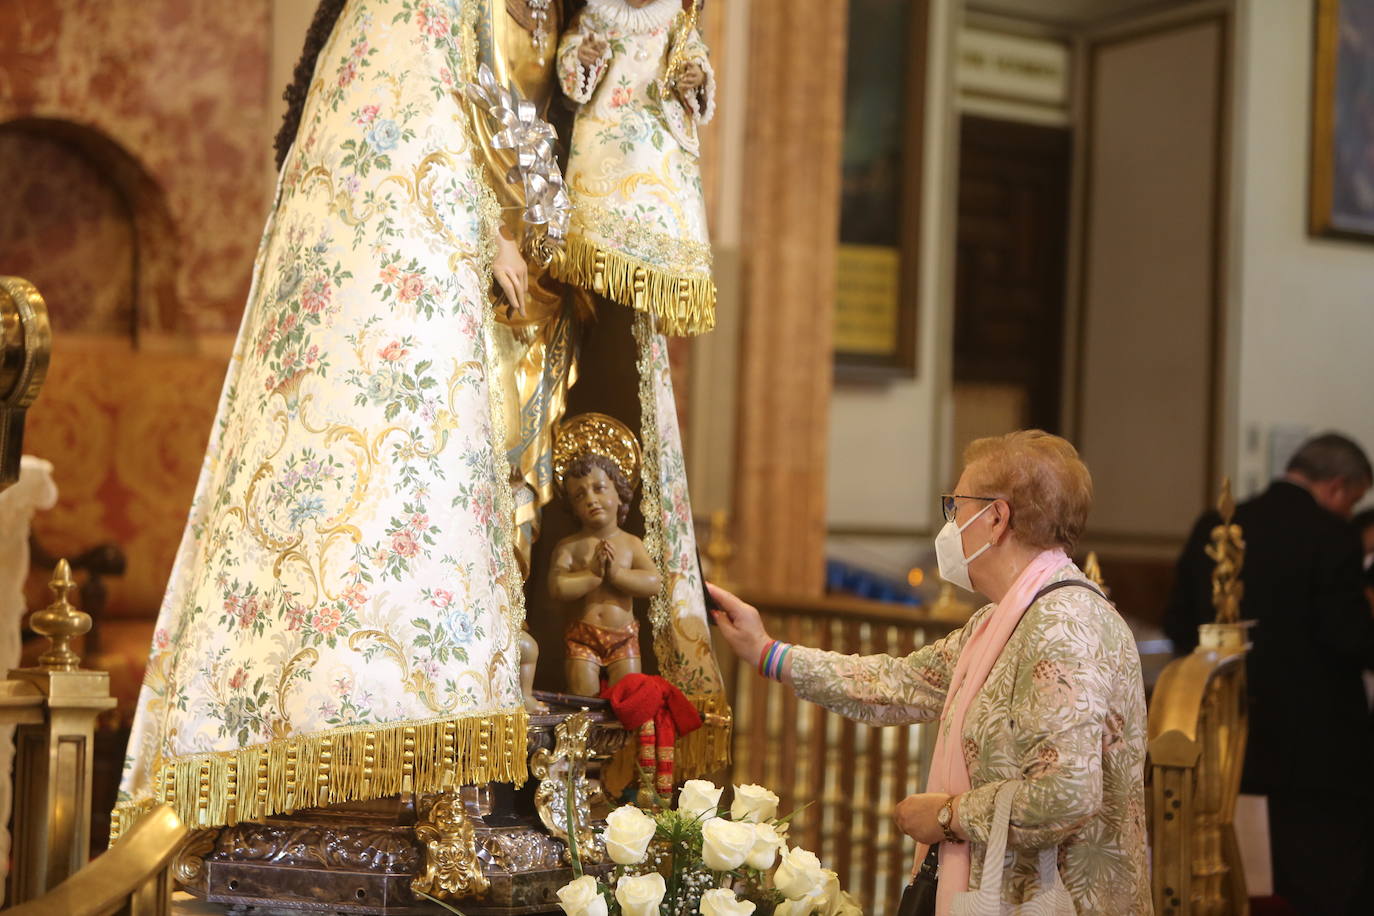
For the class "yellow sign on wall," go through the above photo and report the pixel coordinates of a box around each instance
[834,244,901,355]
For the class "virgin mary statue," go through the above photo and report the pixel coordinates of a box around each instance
[113,0,729,840]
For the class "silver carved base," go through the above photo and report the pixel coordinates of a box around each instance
[176,701,627,915]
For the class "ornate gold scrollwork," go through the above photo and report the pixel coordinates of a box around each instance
[172,828,221,887]
[530,711,604,864]
[413,793,490,899]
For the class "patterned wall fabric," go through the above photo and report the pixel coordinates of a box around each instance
[0,131,137,335]
[0,0,273,333]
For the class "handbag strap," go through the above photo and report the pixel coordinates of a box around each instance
[1029,578,1106,605]
[905,578,1102,883]
[974,781,1065,894]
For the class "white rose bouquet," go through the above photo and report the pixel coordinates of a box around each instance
[555,781,863,916]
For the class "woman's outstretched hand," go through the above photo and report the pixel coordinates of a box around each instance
[706,583,770,668]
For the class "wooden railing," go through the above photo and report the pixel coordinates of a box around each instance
[727,592,968,915]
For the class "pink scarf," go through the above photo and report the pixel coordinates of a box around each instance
[922,548,1069,915]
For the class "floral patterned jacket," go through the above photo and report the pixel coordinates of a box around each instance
[791,564,1152,915]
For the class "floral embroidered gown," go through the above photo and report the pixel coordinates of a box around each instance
[552,0,716,336]
[115,0,726,837]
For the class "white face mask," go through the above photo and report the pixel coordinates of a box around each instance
[935,501,996,592]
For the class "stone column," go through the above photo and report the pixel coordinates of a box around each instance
[732,0,848,594]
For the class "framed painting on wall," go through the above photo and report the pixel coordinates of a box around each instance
[1310,0,1374,239]
[833,0,926,377]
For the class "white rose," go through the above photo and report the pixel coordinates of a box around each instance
[603,805,657,865]
[614,871,666,916]
[678,779,724,820]
[730,784,781,823]
[773,846,825,900]
[816,869,842,916]
[556,875,608,916]
[699,888,758,916]
[835,891,863,916]
[746,822,785,870]
[701,817,757,871]
[773,894,822,916]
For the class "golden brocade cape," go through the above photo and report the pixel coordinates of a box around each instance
[552,0,717,336]
[115,0,729,838]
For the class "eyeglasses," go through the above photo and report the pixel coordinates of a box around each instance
[941,494,998,523]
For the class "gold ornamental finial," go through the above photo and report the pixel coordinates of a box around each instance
[1205,477,1245,624]
[29,559,93,671]
[704,508,736,590]
[1083,551,1106,591]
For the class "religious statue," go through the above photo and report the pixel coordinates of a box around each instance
[548,414,660,696]
[553,0,717,336]
[114,0,731,860]
[112,0,568,836]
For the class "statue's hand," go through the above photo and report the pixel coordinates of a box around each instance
[596,539,619,582]
[493,229,527,317]
[578,34,609,68]
[677,62,706,91]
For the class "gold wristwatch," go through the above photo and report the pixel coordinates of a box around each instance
[937,796,963,844]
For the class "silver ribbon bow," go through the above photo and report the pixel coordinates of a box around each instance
[467,64,572,262]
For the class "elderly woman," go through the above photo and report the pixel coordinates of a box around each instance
[711,430,1151,914]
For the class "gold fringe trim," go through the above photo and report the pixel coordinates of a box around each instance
[553,235,716,336]
[110,709,529,843]
[677,692,733,779]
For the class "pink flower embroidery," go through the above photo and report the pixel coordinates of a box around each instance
[611,87,632,108]
[356,104,380,125]
[153,628,170,650]
[431,589,455,609]
[338,59,358,88]
[229,667,249,690]
[340,582,368,610]
[391,530,421,558]
[379,340,409,362]
[380,264,401,284]
[302,276,331,313]
[398,274,425,302]
[417,5,450,38]
[312,606,343,636]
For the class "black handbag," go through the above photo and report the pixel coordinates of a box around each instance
[895,844,940,916]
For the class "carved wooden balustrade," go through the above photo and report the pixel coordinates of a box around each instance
[726,590,970,915]
[1147,480,1251,916]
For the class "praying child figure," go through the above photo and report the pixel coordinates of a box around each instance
[549,454,662,697]
[554,0,718,336]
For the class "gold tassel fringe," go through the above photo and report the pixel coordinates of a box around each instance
[677,692,733,779]
[553,236,716,336]
[110,709,529,843]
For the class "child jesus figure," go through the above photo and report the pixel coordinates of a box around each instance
[549,454,662,697]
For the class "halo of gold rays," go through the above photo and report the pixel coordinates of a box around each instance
[553,412,642,493]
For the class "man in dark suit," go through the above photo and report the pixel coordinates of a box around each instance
[1164,433,1374,915]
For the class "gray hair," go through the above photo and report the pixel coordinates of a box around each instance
[1286,432,1373,487]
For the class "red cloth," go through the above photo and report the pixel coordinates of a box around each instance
[603,673,702,737]
[602,674,703,799]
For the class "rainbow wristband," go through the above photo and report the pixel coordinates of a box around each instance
[758,640,793,680]
[758,640,778,677]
